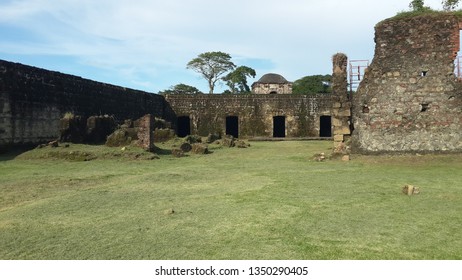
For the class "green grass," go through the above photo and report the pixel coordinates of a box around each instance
[1,141,461,260]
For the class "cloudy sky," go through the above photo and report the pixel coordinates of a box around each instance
[0,0,453,93]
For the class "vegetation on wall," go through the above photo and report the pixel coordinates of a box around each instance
[292,75,332,95]
[393,0,462,19]
[159,83,202,95]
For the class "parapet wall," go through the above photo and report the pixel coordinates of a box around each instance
[165,94,333,138]
[0,60,169,150]
[352,14,462,153]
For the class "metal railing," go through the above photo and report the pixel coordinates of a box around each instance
[348,60,369,92]
[455,56,462,79]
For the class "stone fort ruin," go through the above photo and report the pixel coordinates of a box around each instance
[1,13,462,154]
[352,13,462,153]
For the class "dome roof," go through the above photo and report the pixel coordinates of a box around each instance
[255,73,289,84]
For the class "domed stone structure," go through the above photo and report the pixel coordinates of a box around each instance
[251,73,293,94]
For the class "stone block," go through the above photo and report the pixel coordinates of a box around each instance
[332,117,343,127]
[333,134,344,142]
[334,126,351,135]
[337,109,351,117]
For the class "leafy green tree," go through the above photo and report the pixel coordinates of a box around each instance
[442,0,460,10]
[409,0,426,11]
[187,51,236,94]
[292,75,332,95]
[159,83,202,95]
[222,66,256,94]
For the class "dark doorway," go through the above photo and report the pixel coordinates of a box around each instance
[273,116,286,138]
[320,116,332,137]
[177,116,191,137]
[226,116,239,138]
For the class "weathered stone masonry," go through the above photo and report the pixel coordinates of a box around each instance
[0,59,333,151]
[0,59,174,150]
[352,14,462,153]
[165,94,332,138]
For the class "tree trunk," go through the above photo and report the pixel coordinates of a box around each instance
[208,79,214,94]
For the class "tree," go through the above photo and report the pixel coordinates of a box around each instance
[222,66,256,94]
[187,51,236,94]
[159,83,202,95]
[409,0,426,11]
[442,0,460,10]
[292,75,332,95]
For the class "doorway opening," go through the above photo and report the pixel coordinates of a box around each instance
[273,116,286,138]
[320,116,332,137]
[177,116,191,137]
[226,116,239,138]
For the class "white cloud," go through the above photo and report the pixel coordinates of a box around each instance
[0,0,456,92]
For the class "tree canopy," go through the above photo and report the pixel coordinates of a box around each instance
[292,75,332,95]
[409,0,427,11]
[408,0,460,11]
[159,83,202,95]
[186,51,236,94]
[442,0,460,10]
[222,66,256,94]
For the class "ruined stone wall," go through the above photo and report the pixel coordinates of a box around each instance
[165,94,332,138]
[352,14,462,153]
[0,60,169,150]
[331,53,351,154]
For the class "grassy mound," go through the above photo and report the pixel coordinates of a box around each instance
[15,143,159,161]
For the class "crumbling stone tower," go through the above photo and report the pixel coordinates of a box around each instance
[352,13,462,153]
[331,53,351,154]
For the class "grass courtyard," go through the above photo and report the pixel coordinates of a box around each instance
[0,140,461,260]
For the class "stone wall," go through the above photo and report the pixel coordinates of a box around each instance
[352,14,462,153]
[164,94,333,138]
[0,59,170,150]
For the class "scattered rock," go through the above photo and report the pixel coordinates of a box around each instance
[206,132,221,144]
[236,140,250,148]
[185,135,202,144]
[341,155,350,161]
[191,143,209,154]
[171,148,185,157]
[314,152,326,162]
[48,140,59,148]
[222,135,235,147]
[402,184,420,196]
[164,208,175,215]
[180,142,192,152]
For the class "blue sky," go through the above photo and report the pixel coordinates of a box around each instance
[0,0,452,93]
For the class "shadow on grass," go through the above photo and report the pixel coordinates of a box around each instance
[153,146,172,155]
[0,146,35,161]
